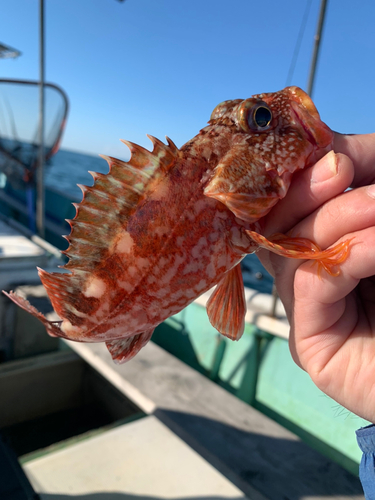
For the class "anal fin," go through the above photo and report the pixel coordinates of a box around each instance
[206,263,246,341]
[3,290,64,338]
[106,328,154,364]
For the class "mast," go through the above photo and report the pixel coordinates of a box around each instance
[36,0,45,238]
[306,0,328,97]
[271,1,329,317]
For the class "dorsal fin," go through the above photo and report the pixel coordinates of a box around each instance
[39,136,179,321]
[62,136,179,272]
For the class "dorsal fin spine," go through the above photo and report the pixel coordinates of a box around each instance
[166,136,179,152]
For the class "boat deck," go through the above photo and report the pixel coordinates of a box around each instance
[24,414,250,499]
[53,340,363,500]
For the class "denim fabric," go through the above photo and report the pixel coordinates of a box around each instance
[357,425,375,499]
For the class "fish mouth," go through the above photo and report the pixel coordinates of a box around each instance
[288,87,333,150]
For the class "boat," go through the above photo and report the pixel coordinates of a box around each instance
[0,219,363,497]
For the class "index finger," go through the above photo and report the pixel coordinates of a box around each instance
[262,151,354,237]
[334,132,375,187]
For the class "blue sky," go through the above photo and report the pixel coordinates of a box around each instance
[1,0,375,158]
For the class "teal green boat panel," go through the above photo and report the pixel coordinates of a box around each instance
[256,337,369,464]
[153,305,258,389]
[153,299,369,470]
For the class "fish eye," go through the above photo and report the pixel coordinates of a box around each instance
[252,106,272,128]
[249,105,272,130]
[237,98,273,133]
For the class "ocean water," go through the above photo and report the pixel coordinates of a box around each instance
[45,148,111,201]
[46,148,274,293]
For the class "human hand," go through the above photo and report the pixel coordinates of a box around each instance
[257,133,375,423]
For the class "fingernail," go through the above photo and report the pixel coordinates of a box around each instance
[366,184,375,199]
[311,151,338,183]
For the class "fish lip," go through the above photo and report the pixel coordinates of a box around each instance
[291,100,334,150]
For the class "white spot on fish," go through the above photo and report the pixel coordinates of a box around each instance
[115,232,134,254]
[182,261,198,275]
[202,146,212,161]
[206,261,216,279]
[83,277,106,298]
[192,237,208,259]
[137,257,150,269]
[133,182,145,191]
[117,280,134,293]
[209,232,219,243]
[195,279,207,292]
[155,225,169,236]
[150,180,169,201]
[194,198,207,214]
[169,289,186,302]
[128,266,137,277]
[148,286,171,299]
[161,264,178,285]
[61,319,83,338]
[186,211,196,222]
[158,257,169,268]
[217,252,228,268]
[147,274,157,284]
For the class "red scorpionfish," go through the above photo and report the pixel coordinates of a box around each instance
[4,87,351,363]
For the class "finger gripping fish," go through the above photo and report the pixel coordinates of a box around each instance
[3,87,350,363]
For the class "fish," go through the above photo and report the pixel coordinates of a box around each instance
[3,86,352,363]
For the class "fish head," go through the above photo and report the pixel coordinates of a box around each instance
[204,86,334,223]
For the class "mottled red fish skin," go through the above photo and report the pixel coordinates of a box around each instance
[61,148,247,340]
[5,86,334,356]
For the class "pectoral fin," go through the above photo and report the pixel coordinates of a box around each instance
[106,328,154,364]
[207,263,246,341]
[204,144,290,223]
